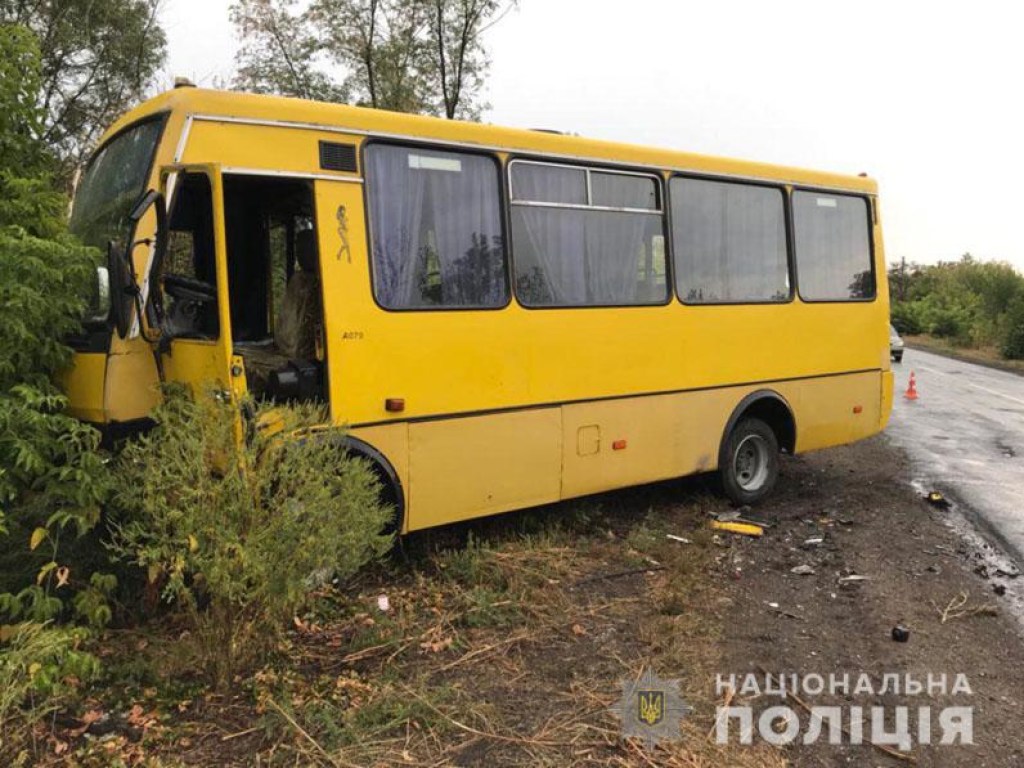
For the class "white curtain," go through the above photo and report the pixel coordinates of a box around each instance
[512,166,587,304]
[585,175,655,303]
[367,145,505,308]
[426,155,504,306]
[366,146,427,307]
[513,166,660,305]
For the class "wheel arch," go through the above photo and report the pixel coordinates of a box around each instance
[719,389,797,465]
[343,435,406,534]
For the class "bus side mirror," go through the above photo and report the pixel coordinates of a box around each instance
[85,265,111,324]
[107,190,168,339]
[107,240,135,338]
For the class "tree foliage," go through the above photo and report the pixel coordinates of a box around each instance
[231,0,514,118]
[0,228,110,613]
[231,0,348,102]
[888,254,1024,358]
[1,0,167,177]
[0,23,46,172]
[0,24,66,236]
[0,22,111,632]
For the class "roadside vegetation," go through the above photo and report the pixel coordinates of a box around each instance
[889,255,1024,361]
[0,5,529,765]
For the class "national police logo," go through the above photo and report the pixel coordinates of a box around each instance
[611,668,691,750]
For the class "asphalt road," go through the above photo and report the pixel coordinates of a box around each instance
[886,348,1024,565]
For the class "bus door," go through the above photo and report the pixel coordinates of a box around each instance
[151,164,244,404]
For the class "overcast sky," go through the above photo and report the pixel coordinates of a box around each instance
[160,0,1024,271]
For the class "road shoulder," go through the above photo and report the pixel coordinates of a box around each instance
[722,436,1024,765]
[904,336,1024,377]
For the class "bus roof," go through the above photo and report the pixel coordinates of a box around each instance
[101,87,878,194]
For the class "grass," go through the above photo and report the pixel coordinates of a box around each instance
[35,480,789,767]
[904,333,1024,374]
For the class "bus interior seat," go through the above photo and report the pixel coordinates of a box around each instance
[275,228,321,360]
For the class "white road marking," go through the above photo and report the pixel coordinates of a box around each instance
[913,363,1024,406]
[965,382,1024,407]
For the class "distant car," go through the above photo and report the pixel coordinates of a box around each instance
[889,324,905,363]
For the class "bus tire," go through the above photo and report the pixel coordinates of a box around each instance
[719,417,779,506]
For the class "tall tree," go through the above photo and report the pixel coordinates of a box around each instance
[426,0,510,119]
[0,22,111,628]
[0,23,64,237]
[230,0,514,119]
[0,23,45,173]
[311,0,434,113]
[1,0,167,177]
[231,0,347,102]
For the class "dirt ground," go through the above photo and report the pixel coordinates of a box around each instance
[721,436,1024,767]
[53,435,1024,767]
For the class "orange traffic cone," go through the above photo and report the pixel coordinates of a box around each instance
[904,371,919,401]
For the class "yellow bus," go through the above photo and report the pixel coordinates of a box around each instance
[64,86,894,533]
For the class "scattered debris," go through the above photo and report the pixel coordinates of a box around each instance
[574,565,667,586]
[716,509,774,528]
[934,591,999,623]
[801,536,824,549]
[837,574,869,585]
[710,520,764,538]
[665,534,692,544]
[716,510,743,523]
[376,594,391,612]
[765,601,804,620]
[925,491,951,509]
[891,625,910,643]
[771,607,805,621]
[790,565,816,576]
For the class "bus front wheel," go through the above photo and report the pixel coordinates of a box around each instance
[720,417,779,505]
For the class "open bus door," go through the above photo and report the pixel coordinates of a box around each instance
[106,164,246,409]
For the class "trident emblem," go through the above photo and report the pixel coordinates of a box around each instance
[638,690,664,725]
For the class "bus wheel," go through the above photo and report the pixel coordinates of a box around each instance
[720,418,779,505]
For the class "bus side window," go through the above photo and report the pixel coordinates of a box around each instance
[509,162,667,308]
[670,177,789,304]
[793,191,874,301]
[364,143,508,310]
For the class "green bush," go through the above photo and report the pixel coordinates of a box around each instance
[0,622,100,765]
[0,228,110,623]
[889,254,1024,360]
[926,306,969,339]
[109,387,394,691]
[915,290,977,343]
[0,28,110,617]
[1001,296,1024,360]
[889,301,923,335]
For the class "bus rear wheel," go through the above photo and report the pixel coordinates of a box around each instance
[720,417,779,505]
